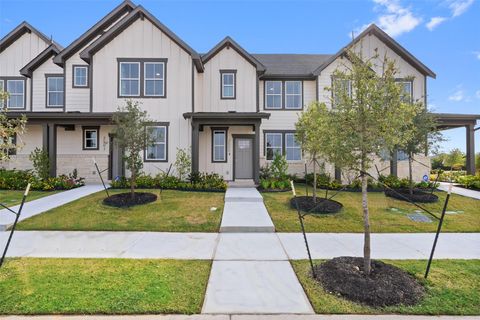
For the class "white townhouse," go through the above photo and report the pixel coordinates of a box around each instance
[1,1,478,183]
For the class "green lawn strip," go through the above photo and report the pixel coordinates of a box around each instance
[0,258,211,315]
[263,184,480,233]
[15,189,224,232]
[292,259,480,315]
[0,190,62,207]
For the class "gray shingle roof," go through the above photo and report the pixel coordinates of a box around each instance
[252,54,333,77]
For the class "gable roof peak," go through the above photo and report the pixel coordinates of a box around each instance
[0,21,51,54]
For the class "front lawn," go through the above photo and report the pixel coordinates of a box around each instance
[0,190,61,208]
[0,258,210,315]
[16,189,224,232]
[263,184,480,232]
[292,259,480,315]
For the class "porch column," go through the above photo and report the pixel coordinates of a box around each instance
[191,121,200,173]
[390,149,398,177]
[48,123,57,177]
[466,124,475,175]
[254,121,260,184]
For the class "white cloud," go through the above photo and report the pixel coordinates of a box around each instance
[448,0,475,17]
[476,90,480,99]
[473,51,480,60]
[448,88,465,101]
[353,0,421,38]
[426,16,448,30]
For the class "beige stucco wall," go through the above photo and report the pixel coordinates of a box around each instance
[0,125,43,170]
[198,47,257,112]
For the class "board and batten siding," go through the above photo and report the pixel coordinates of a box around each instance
[90,18,193,175]
[31,59,63,111]
[197,47,257,112]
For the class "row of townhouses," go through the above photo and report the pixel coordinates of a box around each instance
[0,0,454,183]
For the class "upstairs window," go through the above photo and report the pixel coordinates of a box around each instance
[119,62,140,97]
[397,80,413,103]
[145,125,168,161]
[6,79,25,109]
[221,70,236,99]
[332,78,351,106]
[212,129,227,162]
[144,62,165,97]
[285,81,302,109]
[73,65,88,87]
[265,81,282,109]
[46,75,64,107]
[82,127,99,150]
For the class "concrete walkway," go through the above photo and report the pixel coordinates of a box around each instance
[0,184,105,231]
[3,231,479,260]
[438,182,480,200]
[0,315,478,319]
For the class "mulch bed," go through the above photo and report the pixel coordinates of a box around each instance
[258,187,292,193]
[290,196,343,214]
[314,256,425,307]
[103,192,157,208]
[385,188,439,203]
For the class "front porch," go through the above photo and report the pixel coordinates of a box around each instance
[183,112,270,183]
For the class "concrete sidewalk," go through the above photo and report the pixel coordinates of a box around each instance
[0,184,105,231]
[2,231,479,260]
[0,314,478,319]
[438,182,480,200]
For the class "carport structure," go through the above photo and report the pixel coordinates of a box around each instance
[435,113,480,175]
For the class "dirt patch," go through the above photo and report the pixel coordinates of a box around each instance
[314,256,425,307]
[290,196,343,214]
[103,192,157,208]
[385,188,439,203]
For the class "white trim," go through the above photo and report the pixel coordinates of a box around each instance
[73,66,88,87]
[146,125,167,161]
[144,62,165,97]
[265,80,282,109]
[285,132,302,161]
[46,76,64,107]
[6,79,25,109]
[0,80,4,107]
[119,61,140,97]
[221,72,235,98]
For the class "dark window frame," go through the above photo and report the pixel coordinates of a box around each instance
[263,130,302,161]
[0,76,27,110]
[220,69,236,100]
[82,126,100,150]
[264,80,303,110]
[143,122,170,163]
[211,127,228,163]
[45,73,65,108]
[144,61,166,97]
[117,58,168,99]
[72,65,89,88]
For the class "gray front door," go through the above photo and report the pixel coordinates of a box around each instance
[234,137,253,179]
[109,135,124,180]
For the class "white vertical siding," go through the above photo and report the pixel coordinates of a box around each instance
[31,59,63,111]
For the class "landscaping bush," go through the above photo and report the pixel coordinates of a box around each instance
[379,174,438,190]
[0,168,84,191]
[110,171,227,192]
[257,154,291,191]
[456,174,480,190]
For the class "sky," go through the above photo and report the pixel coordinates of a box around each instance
[0,0,479,154]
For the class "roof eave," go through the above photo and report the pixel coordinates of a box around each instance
[20,44,61,77]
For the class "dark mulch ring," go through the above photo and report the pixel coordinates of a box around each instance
[385,188,439,203]
[290,196,343,214]
[314,256,425,307]
[258,187,292,193]
[103,192,157,208]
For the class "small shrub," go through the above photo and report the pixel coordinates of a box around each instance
[29,147,50,180]
[270,153,288,180]
[174,148,191,181]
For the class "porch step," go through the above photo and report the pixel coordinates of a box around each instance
[220,201,275,233]
[224,187,263,203]
[228,179,256,188]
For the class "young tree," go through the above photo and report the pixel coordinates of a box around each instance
[445,148,465,171]
[317,49,417,275]
[112,100,153,198]
[296,101,332,202]
[174,147,191,181]
[398,105,443,194]
[1,91,27,161]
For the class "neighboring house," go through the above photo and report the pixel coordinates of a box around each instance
[1,0,468,183]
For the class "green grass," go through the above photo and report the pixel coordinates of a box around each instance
[0,258,210,315]
[292,259,480,315]
[16,189,224,232]
[263,184,480,232]
[0,190,61,207]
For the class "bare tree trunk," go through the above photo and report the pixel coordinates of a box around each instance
[409,154,414,195]
[130,169,135,199]
[361,169,371,275]
[313,156,317,202]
